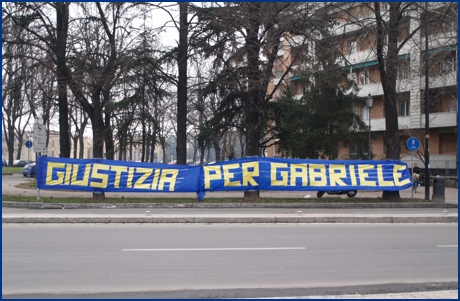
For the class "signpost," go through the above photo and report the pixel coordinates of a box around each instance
[25,140,32,162]
[406,137,420,199]
[406,137,420,152]
[33,119,46,202]
[33,123,47,153]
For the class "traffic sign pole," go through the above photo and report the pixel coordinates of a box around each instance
[411,152,414,199]
[406,137,420,199]
[33,118,45,203]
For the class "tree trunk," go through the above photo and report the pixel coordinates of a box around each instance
[104,110,114,160]
[243,3,262,198]
[56,3,71,158]
[16,134,23,160]
[73,136,78,158]
[375,2,401,200]
[7,126,14,166]
[79,135,84,159]
[91,104,105,199]
[176,2,188,165]
[213,136,221,162]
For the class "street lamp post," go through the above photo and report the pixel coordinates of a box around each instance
[366,93,373,160]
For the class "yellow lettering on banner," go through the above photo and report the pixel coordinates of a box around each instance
[46,162,66,185]
[110,165,128,188]
[71,164,90,186]
[290,164,308,186]
[64,164,72,185]
[134,168,152,189]
[223,163,240,187]
[127,167,134,188]
[349,165,357,186]
[393,164,411,186]
[90,164,110,188]
[358,165,376,186]
[309,164,327,186]
[377,164,393,186]
[158,169,178,191]
[270,163,288,186]
[151,169,160,190]
[242,162,259,186]
[329,164,347,186]
[204,166,222,189]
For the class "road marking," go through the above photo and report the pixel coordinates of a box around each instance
[437,245,458,248]
[122,247,306,252]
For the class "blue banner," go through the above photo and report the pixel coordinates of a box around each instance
[202,157,412,192]
[37,157,412,201]
[36,157,201,194]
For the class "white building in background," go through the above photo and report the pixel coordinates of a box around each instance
[2,130,163,163]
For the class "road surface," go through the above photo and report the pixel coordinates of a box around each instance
[2,223,457,298]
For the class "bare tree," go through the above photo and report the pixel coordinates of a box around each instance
[3,2,73,158]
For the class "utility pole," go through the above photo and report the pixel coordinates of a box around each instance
[424,2,430,201]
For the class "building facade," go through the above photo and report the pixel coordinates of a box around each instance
[267,2,457,173]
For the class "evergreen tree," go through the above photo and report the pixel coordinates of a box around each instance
[269,70,368,160]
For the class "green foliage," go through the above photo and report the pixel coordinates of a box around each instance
[269,75,368,159]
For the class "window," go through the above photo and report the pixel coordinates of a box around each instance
[361,105,370,119]
[348,71,356,83]
[440,16,457,33]
[274,56,284,71]
[439,133,457,154]
[399,60,410,79]
[383,3,390,10]
[273,70,284,79]
[51,140,54,147]
[51,151,54,157]
[291,44,308,66]
[440,55,455,74]
[399,100,409,116]
[349,142,367,160]
[359,69,369,85]
[348,40,357,54]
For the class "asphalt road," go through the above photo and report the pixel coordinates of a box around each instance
[2,223,457,298]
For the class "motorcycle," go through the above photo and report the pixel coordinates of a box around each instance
[317,190,357,198]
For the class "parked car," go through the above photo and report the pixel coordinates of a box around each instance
[22,163,36,177]
[13,160,31,167]
[2,159,7,167]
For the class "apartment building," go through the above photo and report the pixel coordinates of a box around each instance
[267,2,457,173]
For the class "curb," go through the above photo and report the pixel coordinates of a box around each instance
[2,216,457,224]
[2,201,458,210]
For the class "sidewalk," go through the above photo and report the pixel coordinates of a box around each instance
[288,289,458,299]
[2,174,458,224]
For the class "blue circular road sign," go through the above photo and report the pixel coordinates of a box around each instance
[406,137,420,152]
[25,140,33,148]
